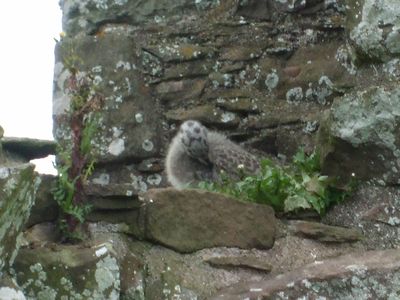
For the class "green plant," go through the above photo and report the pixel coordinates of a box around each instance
[198,148,355,216]
[52,39,103,241]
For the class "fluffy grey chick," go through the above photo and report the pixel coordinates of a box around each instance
[165,120,217,189]
[166,120,260,189]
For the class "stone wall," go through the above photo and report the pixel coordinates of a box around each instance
[54,0,354,196]
[41,0,400,299]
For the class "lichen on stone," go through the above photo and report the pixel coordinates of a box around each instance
[286,87,304,104]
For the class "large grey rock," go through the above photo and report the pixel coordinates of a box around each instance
[14,242,120,299]
[54,33,163,163]
[210,249,400,299]
[141,188,277,253]
[318,85,400,184]
[0,163,40,273]
[347,0,400,63]
[88,188,277,253]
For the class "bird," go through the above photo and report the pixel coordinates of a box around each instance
[165,120,260,189]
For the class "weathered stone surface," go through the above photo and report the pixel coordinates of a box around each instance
[220,45,264,61]
[88,196,142,211]
[129,241,275,300]
[288,220,363,243]
[236,0,271,20]
[61,0,199,36]
[0,163,40,273]
[25,175,58,228]
[144,44,215,62]
[163,60,214,81]
[324,183,400,250]
[23,223,60,247]
[54,33,163,163]
[216,97,260,113]
[318,85,400,184]
[14,242,120,299]
[211,249,400,299]
[2,138,56,161]
[165,105,240,128]
[205,255,272,273]
[142,188,276,253]
[155,79,207,103]
[347,0,400,63]
[86,223,146,300]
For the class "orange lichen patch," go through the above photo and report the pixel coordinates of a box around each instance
[180,45,202,60]
[283,66,301,78]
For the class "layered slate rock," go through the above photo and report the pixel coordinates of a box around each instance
[25,175,59,228]
[347,0,400,63]
[288,220,363,243]
[54,33,163,164]
[210,249,400,299]
[0,163,40,273]
[14,243,120,299]
[318,85,400,184]
[1,137,56,161]
[142,188,276,253]
[54,0,354,190]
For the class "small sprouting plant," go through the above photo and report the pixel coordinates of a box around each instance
[52,38,103,241]
[198,148,355,216]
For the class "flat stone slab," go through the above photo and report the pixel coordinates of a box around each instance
[288,220,363,242]
[141,188,277,253]
[210,249,400,299]
[205,255,272,273]
[2,137,56,160]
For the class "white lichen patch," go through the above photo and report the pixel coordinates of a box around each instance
[303,121,318,134]
[115,0,128,5]
[95,255,120,299]
[53,62,72,116]
[142,139,154,152]
[131,174,148,192]
[108,138,125,156]
[95,246,108,257]
[93,75,103,86]
[115,60,132,71]
[92,173,110,185]
[349,0,400,61]
[286,87,304,104]
[0,287,26,300]
[221,112,236,123]
[388,216,400,226]
[0,167,10,179]
[135,113,144,123]
[265,69,279,92]
[249,287,263,292]
[345,264,368,277]
[92,65,102,73]
[383,59,400,78]
[147,174,162,186]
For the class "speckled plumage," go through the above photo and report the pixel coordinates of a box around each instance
[165,120,260,188]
